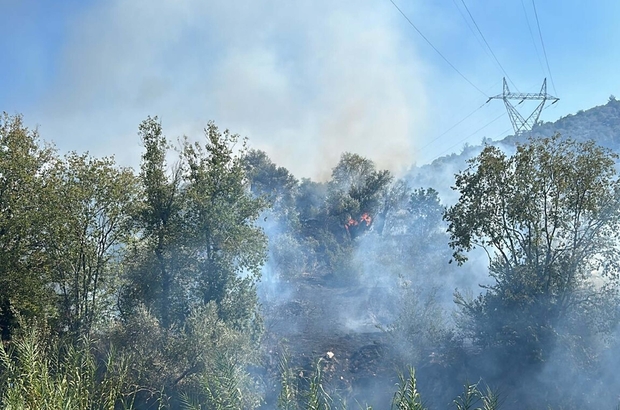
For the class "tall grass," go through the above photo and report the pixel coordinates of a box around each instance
[453,381,501,410]
[1,329,613,410]
[304,359,333,410]
[277,349,299,410]
[391,367,425,410]
[179,350,254,410]
[276,354,335,410]
[275,358,506,410]
[0,323,131,409]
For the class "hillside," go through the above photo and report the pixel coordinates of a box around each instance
[258,97,620,409]
[408,97,620,201]
[522,96,620,148]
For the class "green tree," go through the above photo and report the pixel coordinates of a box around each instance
[407,188,444,237]
[242,150,306,283]
[445,135,620,371]
[380,186,447,244]
[127,119,267,330]
[116,119,267,400]
[122,116,186,329]
[286,154,394,280]
[366,184,451,274]
[327,153,392,230]
[243,149,298,221]
[372,178,410,236]
[182,122,267,330]
[0,113,56,339]
[45,153,137,338]
[296,179,328,230]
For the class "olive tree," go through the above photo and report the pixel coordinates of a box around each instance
[445,135,620,370]
[182,122,267,331]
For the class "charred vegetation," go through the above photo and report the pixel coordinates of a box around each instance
[2,104,620,408]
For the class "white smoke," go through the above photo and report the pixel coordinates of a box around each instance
[31,0,428,179]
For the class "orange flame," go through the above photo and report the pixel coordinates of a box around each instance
[344,217,358,232]
[344,213,372,234]
[360,212,372,226]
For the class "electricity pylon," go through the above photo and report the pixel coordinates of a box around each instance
[488,78,559,135]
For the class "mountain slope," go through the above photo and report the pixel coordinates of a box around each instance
[409,97,620,202]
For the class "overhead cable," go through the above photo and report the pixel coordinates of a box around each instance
[416,79,501,156]
[387,0,488,98]
[458,0,519,92]
[432,111,506,159]
[451,0,496,65]
[492,126,514,140]
[520,0,546,78]
[417,101,489,152]
[531,0,557,95]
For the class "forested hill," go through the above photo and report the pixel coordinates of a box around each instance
[514,96,620,148]
[409,96,620,201]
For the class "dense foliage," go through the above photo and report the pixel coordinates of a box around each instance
[1,109,620,409]
[445,135,620,407]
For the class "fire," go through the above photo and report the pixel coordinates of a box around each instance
[344,212,373,238]
[360,212,372,226]
[345,218,358,228]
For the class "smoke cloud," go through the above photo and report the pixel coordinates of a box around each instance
[32,0,427,179]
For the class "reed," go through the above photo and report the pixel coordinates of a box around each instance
[0,323,131,410]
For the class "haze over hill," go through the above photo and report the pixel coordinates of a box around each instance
[255,96,620,409]
[1,95,620,409]
[408,96,620,203]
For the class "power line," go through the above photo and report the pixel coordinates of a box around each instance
[421,79,548,160]
[418,101,489,152]
[416,79,501,156]
[531,0,557,95]
[490,102,555,142]
[431,100,558,161]
[387,0,488,98]
[433,111,506,159]
[414,80,500,158]
[488,78,558,135]
[451,0,496,68]
[458,0,519,92]
[492,126,514,140]
[520,0,546,78]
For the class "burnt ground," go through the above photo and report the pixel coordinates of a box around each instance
[259,271,408,408]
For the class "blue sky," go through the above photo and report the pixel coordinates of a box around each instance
[2,0,620,178]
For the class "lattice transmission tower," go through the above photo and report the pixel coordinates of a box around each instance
[488,78,559,135]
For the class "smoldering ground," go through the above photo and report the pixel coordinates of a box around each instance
[252,137,620,409]
[252,154,493,408]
